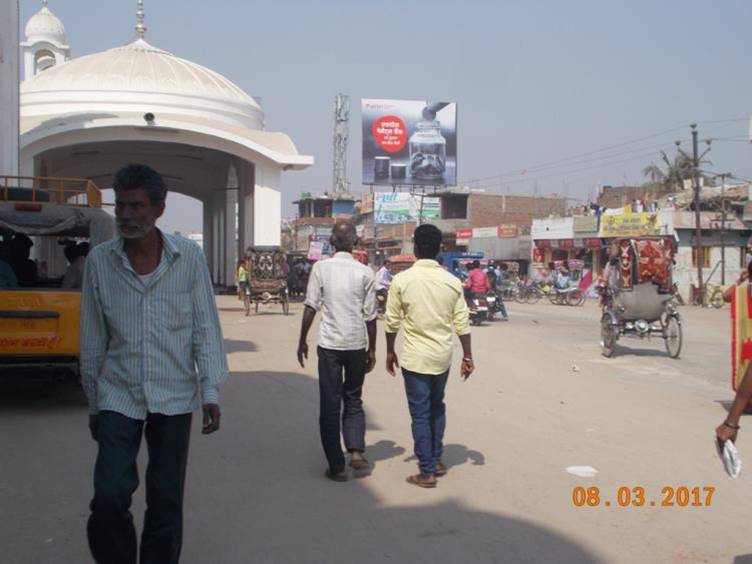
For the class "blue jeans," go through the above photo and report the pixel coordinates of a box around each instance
[402,368,449,476]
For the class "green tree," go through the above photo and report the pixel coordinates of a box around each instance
[642,163,665,183]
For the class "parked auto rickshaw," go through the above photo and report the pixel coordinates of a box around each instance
[0,175,115,381]
[245,246,290,315]
[599,237,682,358]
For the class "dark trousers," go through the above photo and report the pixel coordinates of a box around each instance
[87,410,192,564]
[402,368,449,476]
[317,346,367,472]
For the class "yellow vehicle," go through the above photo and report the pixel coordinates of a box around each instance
[0,175,115,381]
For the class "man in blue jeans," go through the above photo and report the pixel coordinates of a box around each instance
[384,224,474,488]
[81,164,227,563]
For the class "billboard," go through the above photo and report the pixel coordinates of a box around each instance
[362,99,457,187]
[374,192,440,224]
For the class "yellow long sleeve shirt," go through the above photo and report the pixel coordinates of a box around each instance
[384,259,470,375]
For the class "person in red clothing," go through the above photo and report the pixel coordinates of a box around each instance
[464,260,490,305]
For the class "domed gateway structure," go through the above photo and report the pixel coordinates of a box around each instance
[19,1,313,285]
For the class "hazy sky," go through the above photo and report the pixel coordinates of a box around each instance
[20,0,752,233]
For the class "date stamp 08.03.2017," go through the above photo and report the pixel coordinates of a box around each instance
[572,486,716,508]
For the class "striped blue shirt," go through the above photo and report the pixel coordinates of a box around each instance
[80,231,228,419]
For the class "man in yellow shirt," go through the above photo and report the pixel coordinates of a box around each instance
[385,224,474,488]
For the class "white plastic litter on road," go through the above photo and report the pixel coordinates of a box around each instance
[566,466,599,478]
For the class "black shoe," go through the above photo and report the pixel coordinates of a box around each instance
[325,469,348,482]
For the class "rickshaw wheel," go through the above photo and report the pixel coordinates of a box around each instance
[254,301,259,314]
[282,297,290,316]
[600,314,616,358]
[243,294,250,316]
[567,289,585,307]
[664,315,682,359]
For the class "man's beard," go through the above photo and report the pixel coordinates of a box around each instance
[117,221,153,240]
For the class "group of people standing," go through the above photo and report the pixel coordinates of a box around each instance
[297,221,474,487]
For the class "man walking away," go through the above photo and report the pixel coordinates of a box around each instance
[297,221,377,482]
[385,224,474,488]
[375,260,393,316]
[81,164,228,564]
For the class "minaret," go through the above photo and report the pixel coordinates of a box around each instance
[20,0,71,79]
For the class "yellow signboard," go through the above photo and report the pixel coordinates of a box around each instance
[599,212,660,238]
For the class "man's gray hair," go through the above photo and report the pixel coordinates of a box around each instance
[330,221,358,251]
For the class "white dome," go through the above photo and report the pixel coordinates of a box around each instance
[23,38,261,111]
[25,3,66,45]
[21,38,264,132]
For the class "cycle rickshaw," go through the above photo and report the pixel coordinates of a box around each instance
[599,237,682,358]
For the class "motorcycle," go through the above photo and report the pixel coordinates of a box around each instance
[467,292,489,325]
[486,288,508,321]
[485,291,497,321]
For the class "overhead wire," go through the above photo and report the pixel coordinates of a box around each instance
[459,116,751,187]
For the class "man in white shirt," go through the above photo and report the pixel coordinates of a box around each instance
[297,222,377,481]
[376,261,393,292]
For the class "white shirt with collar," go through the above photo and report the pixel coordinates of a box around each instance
[304,251,377,351]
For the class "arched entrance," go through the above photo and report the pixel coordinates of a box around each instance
[21,122,307,286]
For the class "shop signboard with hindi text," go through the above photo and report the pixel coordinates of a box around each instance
[362,99,457,187]
[472,227,498,239]
[599,212,661,238]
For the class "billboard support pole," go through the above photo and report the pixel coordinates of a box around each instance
[418,187,425,226]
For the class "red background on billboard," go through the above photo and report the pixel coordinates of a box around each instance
[372,115,407,153]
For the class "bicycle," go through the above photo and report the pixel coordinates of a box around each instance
[688,283,724,309]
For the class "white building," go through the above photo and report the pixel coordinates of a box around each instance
[0,0,20,176]
[17,1,313,286]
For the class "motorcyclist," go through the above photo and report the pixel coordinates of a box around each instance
[465,260,490,306]
[492,263,510,321]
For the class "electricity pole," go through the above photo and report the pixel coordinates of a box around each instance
[718,173,730,285]
[692,124,703,304]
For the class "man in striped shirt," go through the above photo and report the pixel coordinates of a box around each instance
[297,221,377,482]
[80,164,228,564]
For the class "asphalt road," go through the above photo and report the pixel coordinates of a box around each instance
[1,297,749,564]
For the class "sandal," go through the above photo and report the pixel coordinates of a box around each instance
[349,455,370,471]
[406,474,437,488]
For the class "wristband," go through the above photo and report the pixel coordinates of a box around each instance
[462,357,473,362]
[724,421,741,430]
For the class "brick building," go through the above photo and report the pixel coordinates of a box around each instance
[433,190,567,254]
[355,189,567,264]
[289,193,356,253]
